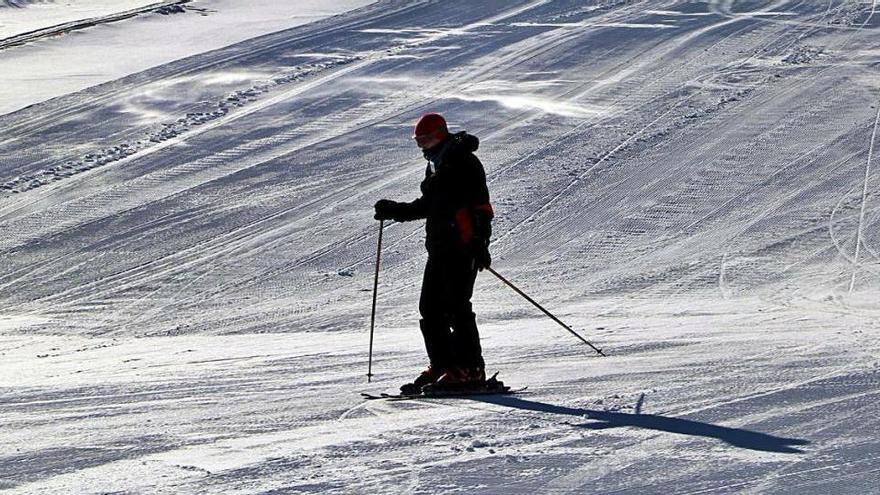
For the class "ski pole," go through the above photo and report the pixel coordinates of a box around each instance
[486,266,606,357]
[367,219,384,382]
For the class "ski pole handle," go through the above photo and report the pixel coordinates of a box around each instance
[367,220,384,382]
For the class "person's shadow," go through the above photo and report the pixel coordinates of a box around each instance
[470,395,809,454]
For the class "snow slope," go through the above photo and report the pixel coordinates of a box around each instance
[1,0,880,493]
[0,0,164,40]
[0,0,375,115]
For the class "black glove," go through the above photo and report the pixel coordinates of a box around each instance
[470,238,491,271]
[374,199,398,220]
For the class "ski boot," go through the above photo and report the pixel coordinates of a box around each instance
[399,366,443,396]
[422,366,486,395]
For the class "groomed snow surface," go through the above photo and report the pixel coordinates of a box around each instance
[0,0,162,39]
[1,0,880,493]
[0,0,375,115]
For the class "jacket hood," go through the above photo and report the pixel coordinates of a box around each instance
[452,131,479,153]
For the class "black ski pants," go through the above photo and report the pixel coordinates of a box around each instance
[419,252,484,370]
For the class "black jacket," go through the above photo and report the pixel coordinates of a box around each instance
[390,132,493,255]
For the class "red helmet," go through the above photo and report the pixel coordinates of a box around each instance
[413,113,448,149]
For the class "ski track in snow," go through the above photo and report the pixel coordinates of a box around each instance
[849,102,880,292]
[1,0,880,493]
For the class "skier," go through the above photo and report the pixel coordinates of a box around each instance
[374,113,494,395]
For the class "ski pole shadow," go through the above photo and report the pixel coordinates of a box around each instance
[470,395,810,454]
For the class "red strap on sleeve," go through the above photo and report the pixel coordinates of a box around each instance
[455,208,473,246]
[455,203,493,246]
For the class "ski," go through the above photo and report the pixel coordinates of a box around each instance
[361,386,526,401]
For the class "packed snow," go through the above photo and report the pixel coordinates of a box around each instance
[0,1,163,39]
[0,0,375,115]
[1,0,879,493]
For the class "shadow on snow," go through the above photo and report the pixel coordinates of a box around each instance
[471,395,810,454]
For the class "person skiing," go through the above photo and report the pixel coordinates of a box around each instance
[374,113,494,395]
